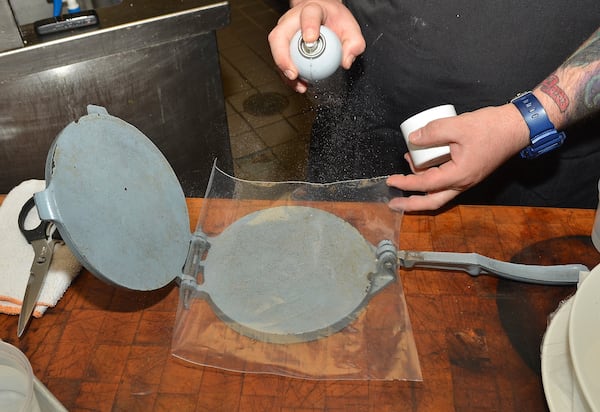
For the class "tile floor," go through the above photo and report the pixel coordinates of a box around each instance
[217,0,314,182]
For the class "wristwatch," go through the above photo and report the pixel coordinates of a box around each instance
[511,91,566,159]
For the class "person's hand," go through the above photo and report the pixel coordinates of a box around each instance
[386,104,531,212]
[268,0,365,93]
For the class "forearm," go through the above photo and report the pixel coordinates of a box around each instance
[289,0,343,7]
[534,27,600,129]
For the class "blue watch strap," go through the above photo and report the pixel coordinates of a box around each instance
[511,92,565,159]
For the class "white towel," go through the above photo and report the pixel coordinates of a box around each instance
[0,180,81,317]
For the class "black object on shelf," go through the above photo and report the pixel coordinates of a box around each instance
[34,10,99,35]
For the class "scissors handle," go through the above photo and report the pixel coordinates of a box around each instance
[18,197,60,243]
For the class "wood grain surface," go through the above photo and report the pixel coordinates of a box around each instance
[1,196,598,411]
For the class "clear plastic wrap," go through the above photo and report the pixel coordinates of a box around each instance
[171,165,421,381]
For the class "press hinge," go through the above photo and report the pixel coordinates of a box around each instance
[178,231,211,308]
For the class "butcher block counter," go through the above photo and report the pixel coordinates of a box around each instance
[1,195,597,411]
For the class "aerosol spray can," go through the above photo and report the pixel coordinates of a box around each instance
[290,25,342,82]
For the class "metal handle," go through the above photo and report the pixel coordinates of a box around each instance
[397,250,587,285]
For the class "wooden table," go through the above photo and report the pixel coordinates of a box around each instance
[1,196,598,411]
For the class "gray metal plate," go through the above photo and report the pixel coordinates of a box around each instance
[34,105,190,290]
[202,206,381,343]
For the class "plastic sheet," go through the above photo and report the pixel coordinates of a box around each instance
[171,165,422,380]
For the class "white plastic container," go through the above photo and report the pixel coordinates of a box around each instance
[591,179,600,252]
[0,341,40,412]
[400,104,455,169]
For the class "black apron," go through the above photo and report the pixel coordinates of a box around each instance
[308,1,600,208]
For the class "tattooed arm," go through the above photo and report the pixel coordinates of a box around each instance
[386,27,600,212]
[536,27,600,127]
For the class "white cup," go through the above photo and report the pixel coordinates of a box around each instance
[0,341,40,412]
[592,179,600,253]
[400,104,456,169]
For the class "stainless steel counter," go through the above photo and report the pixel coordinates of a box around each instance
[0,0,232,196]
[0,1,23,51]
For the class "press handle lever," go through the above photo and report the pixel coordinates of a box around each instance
[397,250,588,285]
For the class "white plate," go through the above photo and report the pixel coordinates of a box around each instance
[541,296,590,412]
[569,264,600,411]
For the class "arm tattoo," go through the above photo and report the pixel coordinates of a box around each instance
[540,28,600,121]
[580,73,600,114]
[540,74,569,112]
[565,30,600,67]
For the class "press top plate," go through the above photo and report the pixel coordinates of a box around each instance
[34,105,190,290]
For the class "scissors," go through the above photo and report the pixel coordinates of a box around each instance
[17,196,62,337]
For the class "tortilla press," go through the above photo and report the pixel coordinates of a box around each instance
[26,105,589,342]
